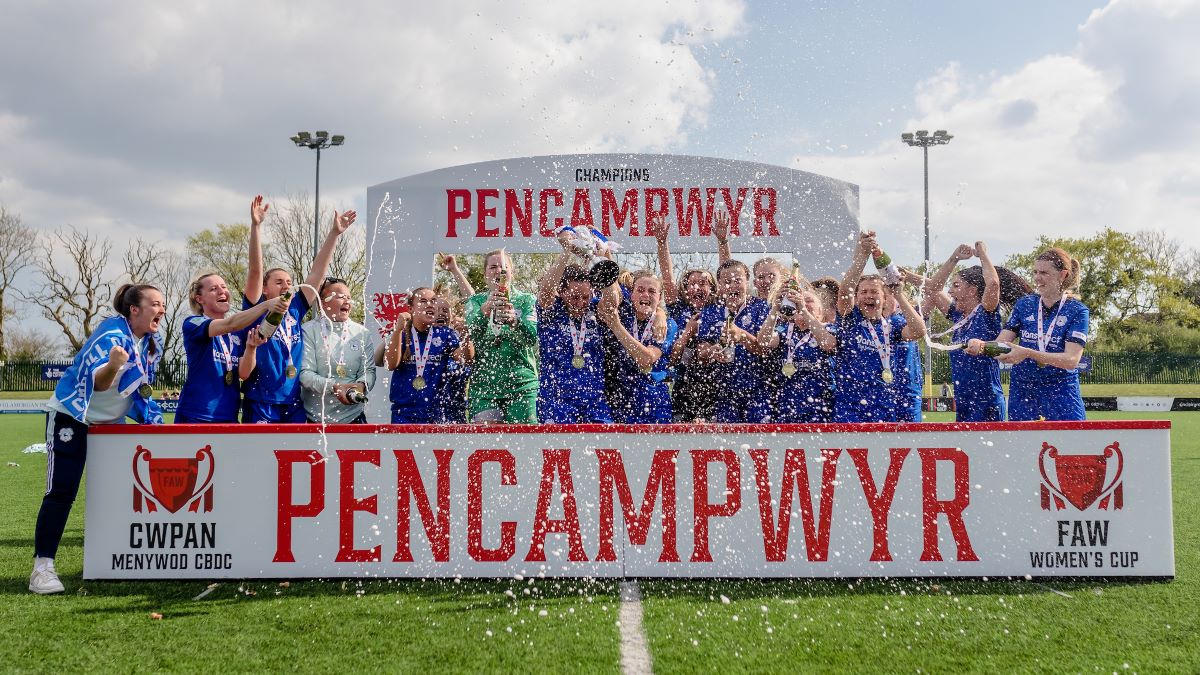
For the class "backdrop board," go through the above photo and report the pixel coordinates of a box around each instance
[84,421,1172,579]
[362,154,860,423]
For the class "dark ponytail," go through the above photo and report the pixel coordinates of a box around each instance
[113,283,161,354]
[996,267,1033,311]
[955,266,1032,313]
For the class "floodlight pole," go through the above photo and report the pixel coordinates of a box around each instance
[313,145,321,259]
[290,131,346,258]
[901,129,953,404]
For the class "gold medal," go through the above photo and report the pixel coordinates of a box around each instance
[286,364,297,379]
[782,362,797,377]
[572,355,585,369]
[225,371,235,386]
[881,368,894,385]
[337,364,347,377]
[412,375,427,390]
[138,383,153,398]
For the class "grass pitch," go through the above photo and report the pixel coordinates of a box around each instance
[0,412,1196,673]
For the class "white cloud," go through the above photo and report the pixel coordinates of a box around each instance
[0,0,746,245]
[791,0,1200,267]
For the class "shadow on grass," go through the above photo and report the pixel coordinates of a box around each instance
[0,535,81,550]
[636,576,1173,601]
[0,575,623,614]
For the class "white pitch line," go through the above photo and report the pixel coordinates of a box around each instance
[619,580,653,675]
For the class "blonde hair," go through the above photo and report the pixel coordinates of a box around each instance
[188,273,222,314]
[483,248,512,271]
[630,270,668,340]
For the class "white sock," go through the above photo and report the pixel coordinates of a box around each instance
[33,557,54,571]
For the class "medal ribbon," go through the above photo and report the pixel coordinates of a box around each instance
[567,314,588,359]
[863,316,892,375]
[215,333,234,376]
[630,312,655,345]
[1036,298,1066,354]
[322,320,349,376]
[411,327,432,381]
[930,304,980,341]
[124,317,150,389]
[276,312,297,371]
[784,324,815,367]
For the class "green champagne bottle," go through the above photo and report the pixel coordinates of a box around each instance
[872,247,901,285]
[491,269,511,324]
[256,290,292,340]
[980,341,1012,357]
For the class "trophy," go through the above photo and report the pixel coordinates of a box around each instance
[555,225,621,288]
[779,260,803,318]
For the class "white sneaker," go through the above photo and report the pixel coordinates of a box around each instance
[29,561,65,594]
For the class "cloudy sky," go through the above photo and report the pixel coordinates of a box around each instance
[2,0,1198,280]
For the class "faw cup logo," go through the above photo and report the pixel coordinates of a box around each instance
[1039,441,1123,511]
[132,445,215,513]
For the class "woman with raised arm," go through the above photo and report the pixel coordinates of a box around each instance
[926,241,1032,421]
[175,275,287,423]
[239,196,355,423]
[755,286,837,422]
[535,234,614,423]
[464,249,538,423]
[968,247,1088,421]
[834,231,927,422]
[30,284,166,595]
[653,214,719,422]
[598,271,677,424]
[696,259,773,423]
[436,253,476,299]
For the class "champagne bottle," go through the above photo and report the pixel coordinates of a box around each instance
[872,247,901,286]
[721,313,736,359]
[256,290,292,340]
[779,261,802,317]
[491,269,511,324]
[980,341,1012,357]
[347,389,368,404]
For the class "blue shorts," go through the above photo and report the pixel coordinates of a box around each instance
[1008,376,1085,421]
[712,388,772,424]
[775,386,833,423]
[174,412,238,424]
[391,406,436,424]
[833,389,900,423]
[242,399,306,424]
[955,389,1007,422]
[537,396,614,424]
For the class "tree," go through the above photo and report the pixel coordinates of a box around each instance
[265,192,367,321]
[186,223,252,301]
[3,324,63,361]
[0,205,37,360]
[1006,228,1155,327]
[25,226,114,352]
[1007,227,1200,351]
[124,241,192,362]
[187,194,368,321]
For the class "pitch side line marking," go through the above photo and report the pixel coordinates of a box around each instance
[619,580,653,675]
